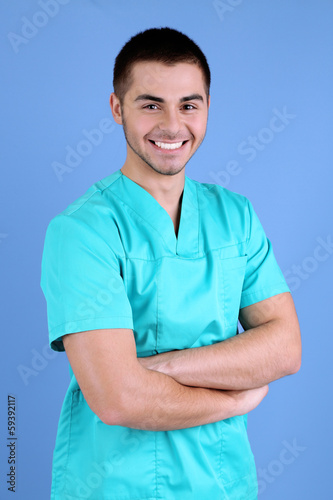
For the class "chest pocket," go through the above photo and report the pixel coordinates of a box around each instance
[218,255,247,329]
[126,253,248,355]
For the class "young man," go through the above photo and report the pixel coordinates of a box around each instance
[41,27,301,499]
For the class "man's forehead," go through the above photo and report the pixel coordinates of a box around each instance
[127,60,205,98]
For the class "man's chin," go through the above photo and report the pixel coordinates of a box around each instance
[147,163,186,177]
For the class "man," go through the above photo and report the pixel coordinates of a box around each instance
[40,27,301,499]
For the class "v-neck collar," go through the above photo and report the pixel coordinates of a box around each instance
[113,169,200,257]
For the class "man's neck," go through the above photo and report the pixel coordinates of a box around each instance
[120,164,185,234]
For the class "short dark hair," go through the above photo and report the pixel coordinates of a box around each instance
[113,27,211,104]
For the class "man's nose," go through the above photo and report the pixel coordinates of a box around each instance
[158,108,182,135]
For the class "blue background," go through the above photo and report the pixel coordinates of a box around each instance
[1,1,332,498]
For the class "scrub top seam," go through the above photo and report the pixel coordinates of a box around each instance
[99,173,122,192]
[195,180,201,254]
[121,241,248,263]
[62,391,74,499]
[154,258,162,353]
[154,430,159,500]
[62,188,103,217]
[59,493,157,500]
[241,283,289,298]
[108,189,175,254]
[245,198,252,248]
[54,212,124,275]
[49,315,134,335]
[218,241,248,252]
[218,419,224,483]
[60,171,127,220]
[58,215,65,324]
[222,472,259,490]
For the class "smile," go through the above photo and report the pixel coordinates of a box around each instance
[149,140,188,151]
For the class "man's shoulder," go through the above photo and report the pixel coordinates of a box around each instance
[45,170,124,244]
[59,169,122,219]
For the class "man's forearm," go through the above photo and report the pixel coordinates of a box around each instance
[110,363,268,431]
[138,319,300,391]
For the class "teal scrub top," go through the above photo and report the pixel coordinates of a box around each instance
[40,169,290,500]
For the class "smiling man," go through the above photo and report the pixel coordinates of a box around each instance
[110,59,209,237]
[40,27,301,499]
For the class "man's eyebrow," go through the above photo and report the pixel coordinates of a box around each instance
[134,93,204,103]
[180,94,204,103]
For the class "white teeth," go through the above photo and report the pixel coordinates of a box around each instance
[154,141,183,150]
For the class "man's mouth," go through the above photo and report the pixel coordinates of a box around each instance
[148,140,189,151]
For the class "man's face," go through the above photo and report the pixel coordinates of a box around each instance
[114,61,210,177]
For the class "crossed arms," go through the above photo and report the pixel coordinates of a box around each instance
[63,291,301,432]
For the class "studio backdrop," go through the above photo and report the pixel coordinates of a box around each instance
[1,1,332,499]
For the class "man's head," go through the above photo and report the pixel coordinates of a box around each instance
[110,27,211,177]
[113,27,210,106]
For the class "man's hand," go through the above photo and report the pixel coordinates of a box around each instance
[228,385,269,416]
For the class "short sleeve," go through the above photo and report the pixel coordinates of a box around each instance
[240,200,290,309]
[40,214,134,352]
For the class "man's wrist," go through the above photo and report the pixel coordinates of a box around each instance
[138,350,179,378]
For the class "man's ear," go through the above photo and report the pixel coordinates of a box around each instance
[109,92,123,125]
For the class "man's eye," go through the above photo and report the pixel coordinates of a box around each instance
[144,104,158,110]
[183,104,196,110]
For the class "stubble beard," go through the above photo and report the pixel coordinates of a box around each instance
[121,114,192,177]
